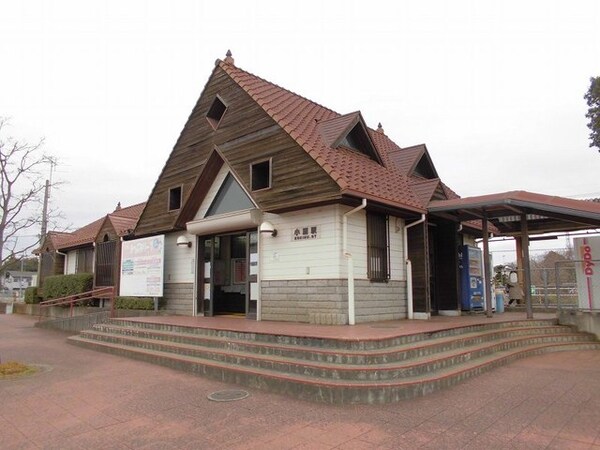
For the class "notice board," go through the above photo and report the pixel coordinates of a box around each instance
[120,235,165,297]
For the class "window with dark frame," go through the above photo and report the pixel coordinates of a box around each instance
[367,212,389,282]
[206,96,227,130]
[168,186,182,211]
[251,160,271,191]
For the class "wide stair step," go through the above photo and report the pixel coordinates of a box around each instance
[67,318,600,404]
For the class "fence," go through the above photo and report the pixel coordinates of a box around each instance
[520,260,599,310]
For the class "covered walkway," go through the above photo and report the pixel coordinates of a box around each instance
[429,190,600,319]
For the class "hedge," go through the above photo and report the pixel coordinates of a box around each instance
[42,273,94,300]
[24,287,41,304]
[114,296,157,310]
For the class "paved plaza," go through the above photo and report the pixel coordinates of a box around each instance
[1,314,599,449]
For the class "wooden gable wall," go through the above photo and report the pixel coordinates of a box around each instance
[135,65,340,237]
[95,218,118,244]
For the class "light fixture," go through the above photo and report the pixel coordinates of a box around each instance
[259,221,277,237]
[176,235,192,248]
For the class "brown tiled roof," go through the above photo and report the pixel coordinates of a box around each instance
[111,202,146,219]
[108,215,138,237]
[58,218,105,250]
[55,202,146,250]
[218,60,425,213]
[389,144,426,175]
[409,178,441,205]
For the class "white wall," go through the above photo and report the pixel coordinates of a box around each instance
[261,206,343,280]
[164,232,196,284]
[261,206,406,282]
[65,250,77,274]
[389,216,406,281]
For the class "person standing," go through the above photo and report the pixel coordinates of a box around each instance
[507,270,524,306]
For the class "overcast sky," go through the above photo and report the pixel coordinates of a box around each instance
[2,0,599,258]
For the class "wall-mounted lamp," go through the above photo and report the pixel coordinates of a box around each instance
[259,221,277,237]
[176,235,192,248]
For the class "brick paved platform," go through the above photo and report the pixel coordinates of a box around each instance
[1,314,600,448]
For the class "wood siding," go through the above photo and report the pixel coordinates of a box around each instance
[135,66,340,237]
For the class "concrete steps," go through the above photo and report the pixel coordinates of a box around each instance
[67,318,600,404]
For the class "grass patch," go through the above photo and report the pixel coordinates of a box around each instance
[0,361,37,379]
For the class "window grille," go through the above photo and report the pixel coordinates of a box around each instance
[367,213,389,281]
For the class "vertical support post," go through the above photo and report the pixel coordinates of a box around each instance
[520,213,533,319]
[482,211,493,318]
[542,269,549,308]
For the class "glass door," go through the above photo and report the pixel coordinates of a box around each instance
[246,231,258,319]
[198,236,219,316]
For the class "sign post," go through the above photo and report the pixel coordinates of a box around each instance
[574,237,599,311]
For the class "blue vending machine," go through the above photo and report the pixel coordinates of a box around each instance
[460,245,484,311]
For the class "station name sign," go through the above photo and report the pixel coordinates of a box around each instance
[293,226,318,241]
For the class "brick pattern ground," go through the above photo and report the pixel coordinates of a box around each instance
[1,314,599,449]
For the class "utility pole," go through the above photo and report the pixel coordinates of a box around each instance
[36,179,50,286]
[36,157,56,287]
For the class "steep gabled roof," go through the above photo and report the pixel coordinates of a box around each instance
[216,59,424,213]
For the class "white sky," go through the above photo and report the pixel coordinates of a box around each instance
[2,0,600,259]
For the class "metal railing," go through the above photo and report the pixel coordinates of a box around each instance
[39,286,115,319]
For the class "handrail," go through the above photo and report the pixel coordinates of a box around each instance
[39,286,115,319]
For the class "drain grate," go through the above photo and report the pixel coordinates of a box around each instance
[207,389,250,402]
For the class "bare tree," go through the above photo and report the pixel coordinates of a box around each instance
[0,118,59,272]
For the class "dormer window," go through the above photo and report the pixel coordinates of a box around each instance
[340,123,372,155]
[318,111,384,165]
[414,156,437,179]
[206,96,227,130]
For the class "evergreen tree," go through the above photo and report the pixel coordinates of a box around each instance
[584,76,600,152]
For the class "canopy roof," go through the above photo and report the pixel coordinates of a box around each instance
[429,190,600,235]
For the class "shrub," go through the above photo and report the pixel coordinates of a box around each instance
[114,296,157,310]
[24,287,41,304]
[42,273,93,300]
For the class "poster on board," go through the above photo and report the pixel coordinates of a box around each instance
[120,235,165,297]
[574,236,599,311]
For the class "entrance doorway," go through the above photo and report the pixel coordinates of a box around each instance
[198,231,258,318]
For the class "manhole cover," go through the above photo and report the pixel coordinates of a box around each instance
[207,389,250,402]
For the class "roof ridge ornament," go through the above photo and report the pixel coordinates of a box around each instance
[224,50,235,65]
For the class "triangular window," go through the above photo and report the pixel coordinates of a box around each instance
[206,173,254,217]
[206,96,227,130]
[339,123,379,160]
[413,155,437,179]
